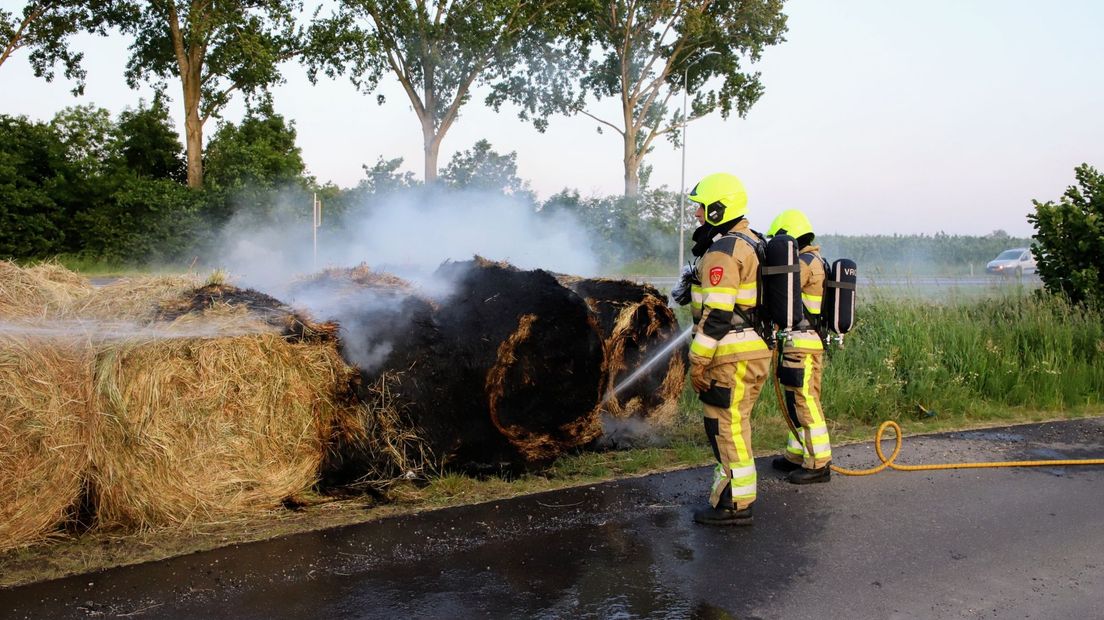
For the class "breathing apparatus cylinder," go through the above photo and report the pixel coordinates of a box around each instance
[823,258,857,334]
[761,234,803,331]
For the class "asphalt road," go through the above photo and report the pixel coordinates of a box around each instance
[2,418,1102,620]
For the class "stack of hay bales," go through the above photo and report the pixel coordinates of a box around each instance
[2,263,363,546]
[1,259,684,547]
[0,261,94,552]
[559,277,687,429]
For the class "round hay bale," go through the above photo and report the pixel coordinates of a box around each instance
[88,334,356,528]
[0,261,90,319]
[559,277,687,428]
[381,258,605,466]
[0,334,92,551]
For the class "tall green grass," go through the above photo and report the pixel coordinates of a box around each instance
[823,292,1104,423]
[670,291,1104,448]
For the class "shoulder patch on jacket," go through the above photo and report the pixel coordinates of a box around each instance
[800,252,817,265]
[707,235,739,256]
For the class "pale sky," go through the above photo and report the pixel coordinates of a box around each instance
[2,0,1101,237]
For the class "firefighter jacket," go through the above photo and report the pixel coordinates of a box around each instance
[689,219,772,367]
[789,245,826,353]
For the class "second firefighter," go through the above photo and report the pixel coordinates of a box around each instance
[767,209,833,484]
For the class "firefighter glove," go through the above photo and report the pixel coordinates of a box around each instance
[671,264,697,306]
[690,362,711,393]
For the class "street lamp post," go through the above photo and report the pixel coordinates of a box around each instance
[677,50,720,272]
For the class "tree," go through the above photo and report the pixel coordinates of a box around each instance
[201,100,309,226]
[49,104,117,175]
[440,139,534,203]
[115,95,186,182]
[48,104,124,253]
[541,187,679,269]
[309,0,589,184]
[0,106,201,262]
[1029,164,1104,307]
[0,115,67,257]
[581,0,787,196]
[0,1,124,94]
[116,0,303,188]
[360,156,418,195]
[204,101,306,191]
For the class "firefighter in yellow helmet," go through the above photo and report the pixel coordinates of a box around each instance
[685,172,771,526]
[767,209,832,483]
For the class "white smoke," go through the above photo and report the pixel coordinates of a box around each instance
[203,187,604,372]
[211,187,601,294]
[281,282,405,372]
[596,413,665,449]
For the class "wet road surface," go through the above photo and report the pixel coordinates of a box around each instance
[2,418,1103,619]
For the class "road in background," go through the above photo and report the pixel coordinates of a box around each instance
[3,418,1102,619]
[635,274,1041,294]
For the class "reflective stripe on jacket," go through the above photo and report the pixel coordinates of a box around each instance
[789,246,826,352]
[690,219,771,365]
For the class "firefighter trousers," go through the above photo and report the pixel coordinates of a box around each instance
[700,357,770,510]
[777,349,832,469]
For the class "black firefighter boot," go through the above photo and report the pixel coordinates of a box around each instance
[771,456,801,473]
[692,485,753,526]
[788,463,831,485]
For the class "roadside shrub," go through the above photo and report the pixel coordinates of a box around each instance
[1029,163,1104,308]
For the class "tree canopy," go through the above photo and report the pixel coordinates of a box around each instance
[308,0,589,184]
[441,139,534,202]
[205,101,306,192]
[0,1,124,94]
[581,0,787,196]
[115,95,186,182]
[116,0,304,187]
[0,106,199,262]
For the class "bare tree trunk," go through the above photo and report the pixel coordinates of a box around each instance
[182,75,204,188]
[624,156,641,197]
[165,0,205,189]
[421,115,440,185]
[623,124,640,197]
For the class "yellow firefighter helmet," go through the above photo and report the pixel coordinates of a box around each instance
[688,173,748,226]
[767,209,815,241]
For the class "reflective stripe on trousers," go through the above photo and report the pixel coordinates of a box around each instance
[781,351,832,469]
[702,357,770,510]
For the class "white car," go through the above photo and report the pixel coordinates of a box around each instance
[986,248,1036,277]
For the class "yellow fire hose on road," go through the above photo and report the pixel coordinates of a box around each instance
[769,350,1104,476]
[827,419,1104,476]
